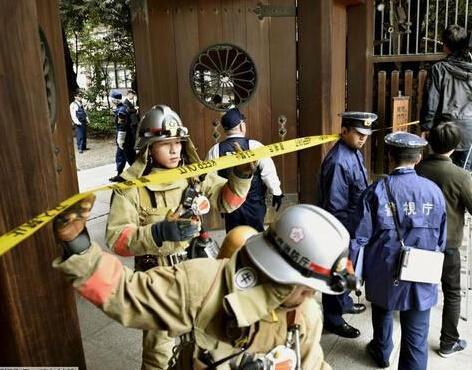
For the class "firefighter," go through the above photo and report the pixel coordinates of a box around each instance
[105,104,253,369]
[54,201,360,369]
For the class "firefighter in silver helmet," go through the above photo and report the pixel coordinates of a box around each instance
[54,201,360,369]
[105,105,254,369]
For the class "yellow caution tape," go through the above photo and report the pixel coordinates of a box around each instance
[0,134,340,257]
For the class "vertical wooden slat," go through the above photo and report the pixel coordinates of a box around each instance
[245,0,271,147]
[298,0,334,203]
[173,0,204,157]
[197,0,225,158]
[417,69,428,121]
[346,1,374,174]
[375,70,387,174]
[131,1,156,113]
[148,1,179,111]
[404,69,413,128]
[268,0,297,197]
[391,70,400,98]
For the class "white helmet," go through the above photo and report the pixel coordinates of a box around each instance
[245,204,358,295]
[135,105,189,150]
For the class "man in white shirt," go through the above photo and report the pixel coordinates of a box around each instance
[207,107,284,231]
[69,90,89,153]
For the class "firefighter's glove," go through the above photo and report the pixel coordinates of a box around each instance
[151,209,200,244]
[117,131,126,149]
[54,194,95,258]
[232,142,256,178]
[272,194,284,212]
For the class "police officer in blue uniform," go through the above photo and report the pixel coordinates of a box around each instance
[207,107,284,232]
[350,132,447,369]
[318,111,376,338]
[109,91,137,182]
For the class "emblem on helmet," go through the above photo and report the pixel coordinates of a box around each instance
[289,227,304,243]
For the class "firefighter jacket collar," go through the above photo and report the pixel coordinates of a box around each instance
[222,250,296,328]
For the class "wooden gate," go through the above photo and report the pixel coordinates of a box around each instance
[372,63,431,174]
[132,0,297,227]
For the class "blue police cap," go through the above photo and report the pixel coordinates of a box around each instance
[221,108,245,131]
[110,91,122,100]
[340,112,377,135]
[384,131,427,149]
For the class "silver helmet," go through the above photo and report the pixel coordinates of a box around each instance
[245,204,357,295]
[135,105,189,151]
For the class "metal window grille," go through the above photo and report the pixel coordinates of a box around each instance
[373,0,471,56]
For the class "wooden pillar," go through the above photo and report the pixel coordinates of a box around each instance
[298,0,348,203]
[0,1,86,367]
[347,0,374,174]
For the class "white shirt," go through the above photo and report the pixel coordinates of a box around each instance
[206,134,283,196]
[69,100,88,126]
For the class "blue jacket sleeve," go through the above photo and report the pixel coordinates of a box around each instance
[323,163,350,223]
[349,189,375,267]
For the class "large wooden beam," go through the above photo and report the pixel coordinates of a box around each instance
[298,0,347,203]
[347,0,374,173]
[0,1,86,367]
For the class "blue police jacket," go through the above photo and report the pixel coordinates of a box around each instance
[350,168,447,311]
[113,103,130,133]
[318,140,369,234]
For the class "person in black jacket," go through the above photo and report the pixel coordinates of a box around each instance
[421,25,472,170]
[416,122,472,358]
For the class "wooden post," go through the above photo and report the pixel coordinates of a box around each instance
[347,0,374,174]
[298,0,349,203]
[0,1,86,367]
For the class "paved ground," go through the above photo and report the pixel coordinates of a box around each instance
[74,136,116,171]
[76,160,472,370]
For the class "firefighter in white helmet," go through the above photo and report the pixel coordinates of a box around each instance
[54,201,360,369]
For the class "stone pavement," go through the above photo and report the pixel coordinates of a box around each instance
[76,164,472,369]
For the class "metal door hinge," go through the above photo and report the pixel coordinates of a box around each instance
[253,3,296,19]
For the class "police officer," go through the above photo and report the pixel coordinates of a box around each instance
[69,90,89,153]
[318,112,376,338]
[207,107,284,232]
[123,89,139,150]
[350,132,447,369]
[109,91,137,182]
[105,105,253,369]
[54,201,360,369]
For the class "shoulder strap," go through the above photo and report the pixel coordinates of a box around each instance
[384,179,405,248]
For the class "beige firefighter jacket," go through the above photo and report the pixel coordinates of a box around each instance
[106,167,251,259]
[53,244,331,370]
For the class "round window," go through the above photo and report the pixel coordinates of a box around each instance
[190,44,257,111]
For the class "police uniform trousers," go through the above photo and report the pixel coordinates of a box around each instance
[224,198,266,233]
[371,304,431,370]
[75,124,87,151]
[116,141,136,175]
[322,292,354,327]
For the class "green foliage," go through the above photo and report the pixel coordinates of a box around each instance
[60,0,135,107]
[87,109,115,137]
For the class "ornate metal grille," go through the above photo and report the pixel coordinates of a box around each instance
[190,44,257,111]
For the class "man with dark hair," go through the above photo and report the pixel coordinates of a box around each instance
[350,132,447,369]
[421,24,472,170]
[417,122,472,358]
[317,112,377,338]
